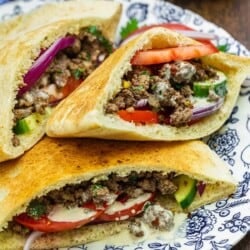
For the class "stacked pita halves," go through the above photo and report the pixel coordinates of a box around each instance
[0,0,122,162]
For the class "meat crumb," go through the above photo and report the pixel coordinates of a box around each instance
[143,204,174,231]
[129,219,145,237]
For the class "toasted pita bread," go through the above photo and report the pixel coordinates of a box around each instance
[46,27,250,141]
[0,0,122,163]
[0,0,121,47]
[0,137,236,249]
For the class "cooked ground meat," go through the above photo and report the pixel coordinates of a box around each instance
[129,218,145,237]
[143,204,174,230]
[7,221,31,236]
[11,134,20,147]
[21,171,176,213]
[12,26,112,146]
[8,171,177,234]
[129,204,175,237]
[105,60,218,126]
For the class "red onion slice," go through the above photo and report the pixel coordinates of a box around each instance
[197,181,206,196]
[18,36,75,96]
[192,98,224,121]
[24,231,44,250]
[135,98,148,108]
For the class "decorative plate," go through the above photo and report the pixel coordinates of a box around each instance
[0,0,249,249]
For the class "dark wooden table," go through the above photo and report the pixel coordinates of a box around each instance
[167,1,250,249]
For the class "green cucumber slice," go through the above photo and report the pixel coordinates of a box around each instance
[13,113,42,135]
[173,175,197,209]
[13,107,52,135]
[193,71,227,97]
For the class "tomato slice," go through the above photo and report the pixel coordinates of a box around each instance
[48,77,83,103]
[118,110,158,124]
[61,77,82,98]
[131,44,218,65]
[98,193,154,221]
[15,204,102,233]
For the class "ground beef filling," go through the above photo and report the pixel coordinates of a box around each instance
[12,26,112,146]
[105,60,217,126]
[9,171,177,235]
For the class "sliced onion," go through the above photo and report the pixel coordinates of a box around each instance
[18,36,75,96]
[135,98,148,108]
[175,30,218,40]
[197,181,206,197]
[120,29,217,46]
[24,231,44,250]
[192,98,224,121]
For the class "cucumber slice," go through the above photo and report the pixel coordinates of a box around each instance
[173,175,197,209]
[193,71,227,97]
[13,113,42,135]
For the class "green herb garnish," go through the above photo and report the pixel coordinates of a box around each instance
[87,25,113,53]
[143,201,152,212]
[73,68,84,80]
[27,200,46,219]
[217,44,230,52]
[131,85,145,93]
[90,183,103,195]
[120,18,139,40]
[86,51,91,61]
[129,172,138,184]
[140,70,150,76]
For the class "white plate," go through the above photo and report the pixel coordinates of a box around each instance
[0,0,249,249]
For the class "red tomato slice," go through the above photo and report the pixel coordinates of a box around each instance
[15,204,102,233]
[48,77,82,103]
[118,110,158,124]
[98,193,154,221]
[61,77,82,98]
[131,44,218,65]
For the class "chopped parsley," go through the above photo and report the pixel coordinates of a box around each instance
[120,18,139,40]
[129,172,138,184]
[143,201,152,212]
[27,200,46,219]
[91,183,104,196]
[73,68,84,80]
[86,51,91,61]
[87,25,113,53]
[131,85,145,93]
[217,44,230,52]
[140,70,150,76]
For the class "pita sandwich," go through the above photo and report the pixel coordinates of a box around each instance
[0,0,122,163]
[46,27,250,141]
[0,137,236,249]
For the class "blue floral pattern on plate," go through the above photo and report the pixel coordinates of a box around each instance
[0,0,249,249]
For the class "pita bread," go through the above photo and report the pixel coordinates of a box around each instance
[46,27,250,141]
[0,137,236,249]
[0,0,121,47]
[0,0,122,163]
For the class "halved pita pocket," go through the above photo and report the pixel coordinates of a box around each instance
[46,27,250,141]
[0,137,236,249]
[0,0,122,162]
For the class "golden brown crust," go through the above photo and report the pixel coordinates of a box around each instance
[0,221,129,250]
[46,27,250,140]
[0,137,236,230]
[0,0,122,46]
[0,0,122,163]
[0,137,236,248]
